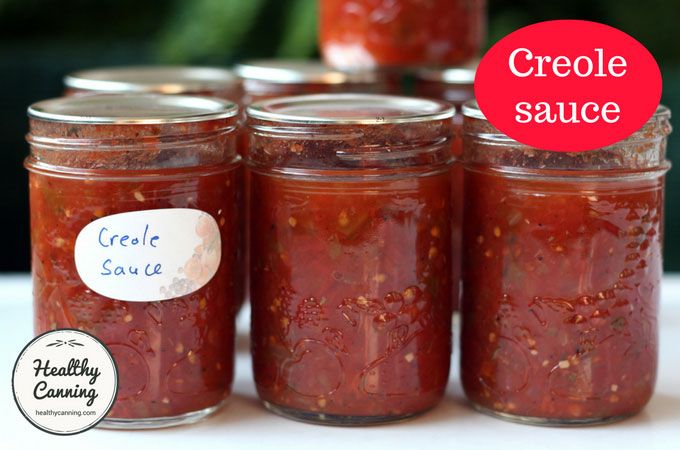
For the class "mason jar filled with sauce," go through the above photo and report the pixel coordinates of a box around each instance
[234,59,394,104]
[460,101,671,425]
[319,0,486,69]
[63,66,246,308]
[414,66,476,311]
[26,94,241,428]
[235,60,397,306]
[247,94,455,425]
[64,66,242,101]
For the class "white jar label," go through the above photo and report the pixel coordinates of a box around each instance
[74,208,221,302]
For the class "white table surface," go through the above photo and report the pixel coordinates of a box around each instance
[1,273,678,450]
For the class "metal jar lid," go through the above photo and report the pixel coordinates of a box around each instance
[63,66,238,94]
[234,59,379,85]
[247,93,455,125]
[415,64,477,85]
[28,93,239,124]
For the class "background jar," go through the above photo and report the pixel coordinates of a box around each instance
[25,94,241,429]
[460,101,671,425]
[414,66,476,311]
[246,94,455,425]
[319,0,486,69]
[414,66,476,155]
[234,59,395,105]
[63,66,242,102]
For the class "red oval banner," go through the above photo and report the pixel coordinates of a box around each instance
[475,20,662,152]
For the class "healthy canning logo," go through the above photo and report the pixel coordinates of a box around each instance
[474,20,662,151]
[12,329,118,435]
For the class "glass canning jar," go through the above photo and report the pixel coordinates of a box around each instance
[414,66,476,311]
[246,94,455,425]
[234,60,394,307]
[414,67,476,110]
[234,59,394,105]
[460,100,671,425]
[64,66,247,308]
[63,66,242,101]
[319,0,486,69]
[25,94,241,429]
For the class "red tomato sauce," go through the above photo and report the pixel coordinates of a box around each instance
[319,0,485,69]
[461,171,663,422]
[250,174,453,419]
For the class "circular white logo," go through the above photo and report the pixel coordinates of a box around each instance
[12,329,118,435]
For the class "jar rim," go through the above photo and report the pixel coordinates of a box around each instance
[234,59,379,84]
[28,94,239,124]
[247,93,455,125]
[63,66,238,94]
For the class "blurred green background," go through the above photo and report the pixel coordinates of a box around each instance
[0,0,678,271]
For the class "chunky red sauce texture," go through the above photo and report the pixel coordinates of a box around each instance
[28,120,240,420]
[449,138,463,311]
[320,0,485,68]
[250,171,452,418]
[460,170,663,421]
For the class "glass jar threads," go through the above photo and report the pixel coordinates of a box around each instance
[460,101,671,425]
[63,66,241,101]
[234,59,391,105]
[319,0,486,69]
[246,94,455,425]
[26,94,241,429]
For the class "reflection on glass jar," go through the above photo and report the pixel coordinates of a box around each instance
[460,100,671,425]
[247,94,455,425]
[25,94,241,429]
[319,0,486,69]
